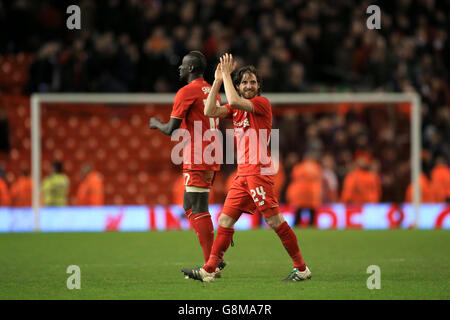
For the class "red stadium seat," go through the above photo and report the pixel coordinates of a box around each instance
[79,124,90,139]
[89,116,101,129]
[68,116,79,129]
[6,172,16,185]
[131,115,143,128]
[0,92,179,206]
[56,126,67,139]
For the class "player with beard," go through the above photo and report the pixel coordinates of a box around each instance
[149,51,226,275]
[182,53,311,282]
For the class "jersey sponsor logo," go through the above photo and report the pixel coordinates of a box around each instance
[233,118,250,128]
[201,87,211,95]
[233,111,249,128]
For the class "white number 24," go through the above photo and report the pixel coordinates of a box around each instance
[250,186,266,203]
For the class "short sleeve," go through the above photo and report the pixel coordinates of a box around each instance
[250,96,271,115]
[224,103,233,119]
[170,88,195,119]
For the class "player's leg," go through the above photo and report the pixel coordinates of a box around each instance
[182,176,253,282]
[189,190,214,264]
[201,207,240,273]
[200,174,256,274]
[191,190,229,277]
[183,190,193,226]
[293,207,302,227]
[182,208,241,282]
[309,208,316,228]
[264,211,311,281]
[265,212,306,270]
[248,174,311,281]
[183,170,216,264]
[201,174,257,274]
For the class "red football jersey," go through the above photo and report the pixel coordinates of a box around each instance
[170,78,221,171]
[225,96,274,176]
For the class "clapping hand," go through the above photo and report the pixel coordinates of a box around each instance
[220,53,237,75]
[214,62,223,81]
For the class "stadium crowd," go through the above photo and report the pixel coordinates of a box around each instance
[0,0,449,206]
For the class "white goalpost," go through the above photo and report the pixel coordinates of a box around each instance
[30,92,422,231]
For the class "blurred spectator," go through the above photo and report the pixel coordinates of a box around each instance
[278,112,302,156]
[404,172,436,203]
[0,0,444,99]
[430,155,450,202]
[0,107,10,152]
[303,124,324,155]
[321,153,339,203]
[274,159,286,202]
[283,62,308,92]
[0,0,448,205]
[10,169,32,207]
[0,164,10,206]
[42,161,69,206]
[340,152,382,204]
[27,41,62,92]
[286,151,322,227]
[58,38,89,92]
[76,163,104,206]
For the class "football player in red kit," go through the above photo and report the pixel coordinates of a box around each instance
[182,53,311,282]
[149,51,225,275]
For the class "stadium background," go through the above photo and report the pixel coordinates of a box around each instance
[0,0,449,231]
[0,0,450,302]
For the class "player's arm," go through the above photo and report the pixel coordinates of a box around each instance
[149,117,182,136]
[204,63,230,118]
[221,53,254,113]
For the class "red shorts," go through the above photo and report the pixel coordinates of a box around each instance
[223,174,279,220]
[183,170,216,189]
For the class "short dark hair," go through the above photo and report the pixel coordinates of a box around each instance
[52,161,63,173]
[187,51,207,75]
[233,65,262,96]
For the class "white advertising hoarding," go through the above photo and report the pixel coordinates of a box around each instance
[0,204,448,233]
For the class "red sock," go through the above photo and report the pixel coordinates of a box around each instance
[203,225,234,273]
[275,221,306,271]
[191,212,214,264]
[186,209,194,229]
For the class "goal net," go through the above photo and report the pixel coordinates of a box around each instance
[23,92,423,231]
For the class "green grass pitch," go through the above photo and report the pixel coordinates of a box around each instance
[0,229,449,300]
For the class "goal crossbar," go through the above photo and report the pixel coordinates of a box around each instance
[30,92,421,231]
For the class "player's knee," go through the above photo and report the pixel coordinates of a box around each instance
[264,214,285,229]
[218,213,235,228]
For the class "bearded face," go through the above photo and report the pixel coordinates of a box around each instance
[237,72,260,99]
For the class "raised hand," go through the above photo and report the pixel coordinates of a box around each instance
[149,117,161,129]
[214,62,223,81]
[220,53,237,75]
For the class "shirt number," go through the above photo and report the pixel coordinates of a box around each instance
[183,173,190,186]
